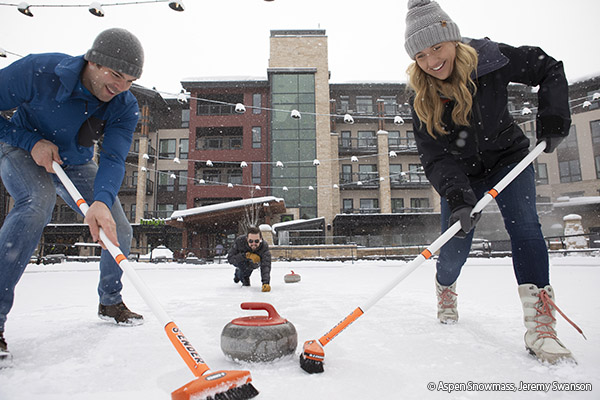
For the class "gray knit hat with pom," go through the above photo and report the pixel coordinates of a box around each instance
[85,28,144,79]
[404,0,461,59]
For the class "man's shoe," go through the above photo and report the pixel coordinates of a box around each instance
[98,302,144,326]
[242,277,251,287]
[233,268,241,283]
[0,331,12,367]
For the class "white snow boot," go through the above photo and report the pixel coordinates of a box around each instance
[436,278,458,324]
[518,284,585,364]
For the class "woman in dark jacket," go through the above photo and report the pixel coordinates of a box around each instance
[404,0,581,364]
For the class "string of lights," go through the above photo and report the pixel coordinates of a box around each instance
[0,0,184,17]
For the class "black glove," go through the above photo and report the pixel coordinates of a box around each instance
[536,115,570,153]
[449,206,481,238]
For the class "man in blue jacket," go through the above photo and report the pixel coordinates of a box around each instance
[0,28,145,364]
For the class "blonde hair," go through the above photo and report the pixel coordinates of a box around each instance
[407,42,479,138]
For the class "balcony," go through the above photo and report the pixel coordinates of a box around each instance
[339,172,380,189]
[338,137,378,154]
[196,136,243,150]
[120,176,154,195]
[126,144,157,163]
[340,207,381,214]
[390,172,430,189]
[388,137,418,153]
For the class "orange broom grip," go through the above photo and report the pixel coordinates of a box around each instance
[318,307,364,346]
[165,322,210,377]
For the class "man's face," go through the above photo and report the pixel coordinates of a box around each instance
[247,233,261,251]
[83,62,136,102]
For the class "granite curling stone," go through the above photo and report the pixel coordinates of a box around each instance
[221,302,297,362]
[284,270,301,283]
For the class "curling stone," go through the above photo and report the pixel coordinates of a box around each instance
[221,302,297,362]
[284,270,301,283]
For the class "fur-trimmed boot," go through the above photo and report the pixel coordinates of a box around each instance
[518,284,585,364]
[436,278,458,324]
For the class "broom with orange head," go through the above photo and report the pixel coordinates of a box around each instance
[52,161,258,400]
[300,142,547,374]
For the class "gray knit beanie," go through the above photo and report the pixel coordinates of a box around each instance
[404,0,461,59]
[84,28,144,79]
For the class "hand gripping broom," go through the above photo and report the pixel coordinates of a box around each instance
[300,141,547,373]
[52,161,259,400]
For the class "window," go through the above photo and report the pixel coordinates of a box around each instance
[341,164,352,184]
[133,139,140,153]
[381,96,397,115]
[409,164,425,183]
[252,127,262,148]
[228,169,243,185]
[196,127,243,150]
[157,204,174,219]
[596,155,600,179]
[591,120,600,144]
[390,164,403,184]
[558,125,578,150]
[357,131,376,148]
[535,162,548,185]
[410,198,430,211]
[178,171,188,191]
[340,131,352,149]
[181,109,189,128]
[179,139,188,159]
[356,96,373,114]
[406,131,416,147]
[339,96,349,113]
[196,93,243,115]
[252,163,261,184]
[342,198,353,213]
[158,171,175,191]
[358,164,377,183]
[359,198,379,213]
[559,160,581,183]
[159,139,176,159]
[203,169,221,183]
[391,198,405,213]
[388,131,400,148]
[252,94,262,114]
[130,204,136,221]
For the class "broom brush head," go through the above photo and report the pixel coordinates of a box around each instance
[299,340,325,374]
[171,369,258,400]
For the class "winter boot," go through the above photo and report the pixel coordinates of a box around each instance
[233,268,241,284]
[436,278,458,324]
[241,276,251,287]
[0,331,11,367]
[518,284,585,364]
[98,302,144,326]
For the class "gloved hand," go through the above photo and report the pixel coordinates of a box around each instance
[246,252,261,264]
[261,283,271,292]
[536,115,569,153]
[449,206,481,238]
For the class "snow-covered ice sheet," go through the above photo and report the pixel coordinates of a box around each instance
[0,257,598,399]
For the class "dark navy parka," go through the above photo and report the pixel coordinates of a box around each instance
[411,38,571,212]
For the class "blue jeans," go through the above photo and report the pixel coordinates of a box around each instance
[0,144,132,331]
[436,164,549,288]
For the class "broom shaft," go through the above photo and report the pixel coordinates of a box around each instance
[317,141,547,346]
[52,161,210,378]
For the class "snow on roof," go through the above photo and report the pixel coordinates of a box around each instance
[180,76,267,82]
[554,196,600,207]
[272,217,325,231]
[170,196,284,220]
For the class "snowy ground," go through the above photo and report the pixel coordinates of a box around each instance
[0,256,598,400]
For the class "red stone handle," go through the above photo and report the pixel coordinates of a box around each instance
[240,302,284,323]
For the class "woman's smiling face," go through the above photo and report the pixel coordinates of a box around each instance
[415,41,457,81]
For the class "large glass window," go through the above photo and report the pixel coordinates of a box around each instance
[342,199,353,213]
[357,131,376,148]
[178,171,188,191]
[179,139,188,159]
[535,162,548,185]
[390,164,403,184]
[559,160,582,183]
[359,198,379,213]
[391,198,405,213]
[591,120,600,144]
[159,139,176,159]
[356,96,373,114]
[410,198,430,211]
[252,93,262,114]
[252,163,261,184]
[158,171,175,191]
[252,127,262,149]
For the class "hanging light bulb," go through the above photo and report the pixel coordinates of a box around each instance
[351,156,358,162]
[282,186,288,191]
[168,1,185,11]
[240,161,248,168]
[170,173,177,179]
[582,101,592,108]
[255,185,261,191]
[18,2,33,17]
[173,157,181,164]
[235,103,246,113]
[199,179,205,184]
[88,2,104,17]
[206,160,213,167]
[313,159,320,166]
[177,90,188,104]
[394,116,405,125]
[143,153,150,160]
[227,183,234,188]
[276,161,284,168]
[290,109,301,119]
[343,114,354,124]
[308,186,314,190]
[0,48,6,58]
[389,151,397,158]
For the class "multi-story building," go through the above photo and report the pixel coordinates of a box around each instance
[2,29,599,258]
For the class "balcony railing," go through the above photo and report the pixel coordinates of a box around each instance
[196,136,243,150]
[389,172,430,188]
[388,137,417,151]
[339,172,380,188]
[339,137,378,153]
[127,144,156,163]
[340,207,434,214]
[196,104,237,115]
[120,176,154,195]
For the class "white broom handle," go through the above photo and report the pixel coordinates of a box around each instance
[361,140,547,312]
[52,161,172,327]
